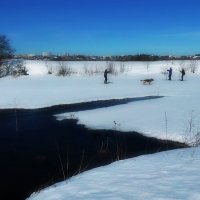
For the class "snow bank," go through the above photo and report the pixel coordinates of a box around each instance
[27,147,200,200]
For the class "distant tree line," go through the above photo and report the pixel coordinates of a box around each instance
[0,34,14,60]
[16,53,200,62]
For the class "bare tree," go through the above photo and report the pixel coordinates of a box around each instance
[190,60,198,73]
[45,61,54,75]
[57,61,73,76]
[179,60,185,69]
[120,62,126,73]
[146,61,150,71]
[94,65,103,75]
[12,60,28,77]
[0,34,14,60]
[107,62,118,75]
[184,110,200,146]
[0,35,25,78]
[0,59,28,78]
[0,60,13,77]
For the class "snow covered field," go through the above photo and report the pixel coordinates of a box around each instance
[0,60,161,109]
[27,147,200,200]
[57,73,200,143]
[1,60,200,199]
[1,60,200,142]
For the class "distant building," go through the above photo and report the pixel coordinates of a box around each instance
[193,56,200,59]
[42,52,52,57]
[27,54,35,57]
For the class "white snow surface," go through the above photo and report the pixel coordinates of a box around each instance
[57,75,200,142]
[1,60,200,142]
[0,60,163,109]
[27,147,200,200]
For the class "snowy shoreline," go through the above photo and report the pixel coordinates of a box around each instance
[27,147,200,200]
[0,95,163,111]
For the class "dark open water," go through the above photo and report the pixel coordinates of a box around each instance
[0,97,186,200]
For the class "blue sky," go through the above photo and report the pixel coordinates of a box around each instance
[1,0,200,55]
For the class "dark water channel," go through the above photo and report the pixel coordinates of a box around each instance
[0,96,186,200]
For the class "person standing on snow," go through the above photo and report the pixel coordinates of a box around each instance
[167,67,172,80]
[180,68,185,81]
[104,69,111,84]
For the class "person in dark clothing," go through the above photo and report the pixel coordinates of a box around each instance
[180,68,185,81]
[167,67,172,80]
[104,69,111,84]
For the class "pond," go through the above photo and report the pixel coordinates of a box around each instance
[0,97,186,200]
